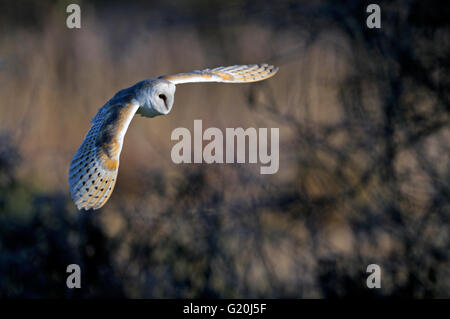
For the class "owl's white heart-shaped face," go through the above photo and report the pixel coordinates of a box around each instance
[138,79,176,118]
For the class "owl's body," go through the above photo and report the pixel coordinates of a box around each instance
[69,64,278,210]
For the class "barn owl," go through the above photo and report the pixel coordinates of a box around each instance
[68,64,278,210]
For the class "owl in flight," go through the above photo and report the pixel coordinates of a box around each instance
[68,64,278,210]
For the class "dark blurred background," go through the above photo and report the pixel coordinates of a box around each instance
[0,0,449,298]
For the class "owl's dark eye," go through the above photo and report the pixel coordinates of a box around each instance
[158,94,169,110]
[159,94,169,109]
[158,94,168,110]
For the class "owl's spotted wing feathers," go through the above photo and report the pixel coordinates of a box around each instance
[159,63,278,85]
[68,93,140,210]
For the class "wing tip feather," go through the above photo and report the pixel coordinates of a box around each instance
[160,63,279,84]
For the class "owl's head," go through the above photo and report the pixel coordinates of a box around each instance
[137,79,176,117]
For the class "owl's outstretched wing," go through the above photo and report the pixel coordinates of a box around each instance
[68,92,140,211]
[70,64,278,210]
[159,64,278,85]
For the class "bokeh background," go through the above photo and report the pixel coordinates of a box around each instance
[0,0,449,298]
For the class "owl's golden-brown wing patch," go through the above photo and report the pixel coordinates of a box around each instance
[68,96,140,210]
[159,64,278,85]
